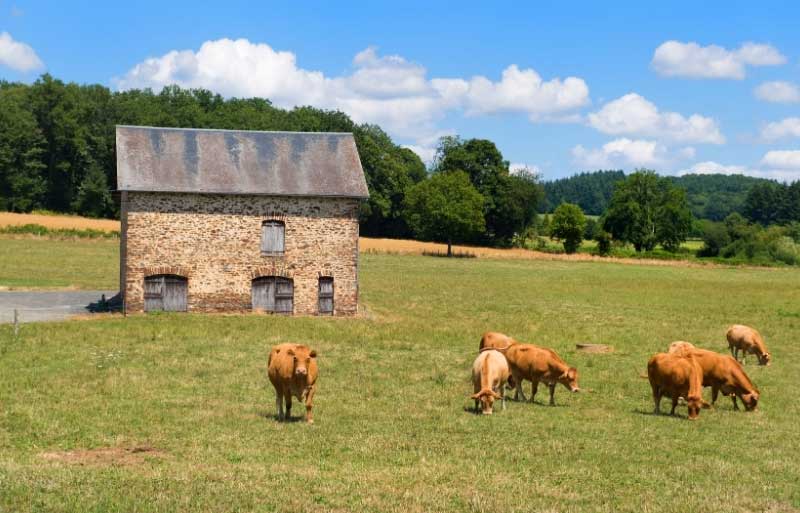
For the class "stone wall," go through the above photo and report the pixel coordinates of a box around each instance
[122,192,360,316]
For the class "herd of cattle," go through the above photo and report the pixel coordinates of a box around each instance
[265,324,770,423]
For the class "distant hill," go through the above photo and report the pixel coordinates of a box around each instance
[542,170,773,220]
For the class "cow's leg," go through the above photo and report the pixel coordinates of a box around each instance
[304,385,316,424]
[514,373,527,402]
[652,386,662,414]
[670,394,679,415]
[530,380,539,404]
[548,382,557,406]
[732,395,740,411]
[284,392,293,420]
[276,392,284,421]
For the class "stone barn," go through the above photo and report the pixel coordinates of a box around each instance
[116,126,369,316]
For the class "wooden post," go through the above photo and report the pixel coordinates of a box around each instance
[13,309,19,338]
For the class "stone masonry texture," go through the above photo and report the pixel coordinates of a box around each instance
[122,192,360,316]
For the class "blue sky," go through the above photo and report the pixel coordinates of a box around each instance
[2,1,800,181]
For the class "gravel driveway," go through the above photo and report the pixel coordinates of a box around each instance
[0,290,117,323]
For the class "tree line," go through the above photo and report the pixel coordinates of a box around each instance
[0,74,541,248]
[542,169,793,223]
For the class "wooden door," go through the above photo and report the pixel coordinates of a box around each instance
[252,276,293,313]
[252,277,276,311]
[144,275,188,312]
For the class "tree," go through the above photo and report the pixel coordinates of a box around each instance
[0,87,47,212]
[550,203,586,254]
[433,136,542,245]
[602,170,693,252]
[656,187,693,252]
[403,171,485,256]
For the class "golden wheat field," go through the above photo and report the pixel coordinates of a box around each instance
[0,212,120,232]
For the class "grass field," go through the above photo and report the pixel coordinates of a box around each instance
[1,239,800,512]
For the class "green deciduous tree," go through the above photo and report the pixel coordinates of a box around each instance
[602,170,693,252]
[550,203,586,254]
[0,87,47,212]
[433,136,542,245]
[403,171,485,256]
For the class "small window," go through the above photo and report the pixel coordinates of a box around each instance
[144,274,188,312]
[318,277,334,315]
[261,220,285,255]
[252,276,293,314]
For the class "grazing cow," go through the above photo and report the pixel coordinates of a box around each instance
[268,343,318,423]
[505,344,580,405]
[478,331,517,352]
[471,349,510,415]
[668,343,759,411]
[647,352,704,419]
[726,325,771,366]
[668,341,696,354]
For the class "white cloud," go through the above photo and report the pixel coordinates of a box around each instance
[572,138,668,169]
[652,40,786,79]
[587,93,724,144]
[761,150,800,169]
[754,81,800,103]
[679,160,800,182]
[115,38,590,141]
[509,162,542,176]
[0,32,44,72]
[760,117,800,141]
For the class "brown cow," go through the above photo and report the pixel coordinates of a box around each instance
[268,343,318,423]
[726,325,771,366]
[668,343,759,411]
[647,352,703,419]
[505,344,579,405]
[471,349,510,415]
[478,331,517,352]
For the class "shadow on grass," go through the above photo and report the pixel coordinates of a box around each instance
[256,409,305,423]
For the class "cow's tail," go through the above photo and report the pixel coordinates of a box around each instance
[479,343,513,354]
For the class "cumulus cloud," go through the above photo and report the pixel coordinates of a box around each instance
[509,162,542,176]
[114,38,590,143]
[761,150,800,169]
[754,81,800,103]
[761,117,800,141]
[571,138,668,169]
[652,40,785,79]
[587,93,724,144]
[0,32,44,72]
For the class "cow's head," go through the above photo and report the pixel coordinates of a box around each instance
[471,389,501,415]
[741,390,759,411]
[287,346,317,377]
[757,351,771,366]
[558,367,580,393]
[686,394,703,420]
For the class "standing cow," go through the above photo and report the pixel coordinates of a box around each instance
[505,344,580,405]
[471,349,510,415]
[647,352,704,420]
[668,342,759,411]
[726,325,771,366]
[268,343,318,423]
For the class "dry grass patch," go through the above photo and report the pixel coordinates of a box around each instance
[40,446,164,466]
[0,212,120,232]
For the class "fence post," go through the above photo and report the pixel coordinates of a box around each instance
[13,308,19,338]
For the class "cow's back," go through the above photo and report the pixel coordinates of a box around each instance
[506,344,549,377]
[268,343,297,387]
[479,332,514,351]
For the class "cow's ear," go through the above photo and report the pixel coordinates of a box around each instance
[470,392,480,399]
[310,350,317,358]
[568,368,578,379]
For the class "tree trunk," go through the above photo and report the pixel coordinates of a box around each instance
[447,240,453,257]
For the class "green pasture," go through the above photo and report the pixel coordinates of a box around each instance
[1,240,799,512]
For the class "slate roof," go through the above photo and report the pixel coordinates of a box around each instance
[116,126,369,198]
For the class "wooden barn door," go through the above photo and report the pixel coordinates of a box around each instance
[144,275,188,312]
[252,277,293,314]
